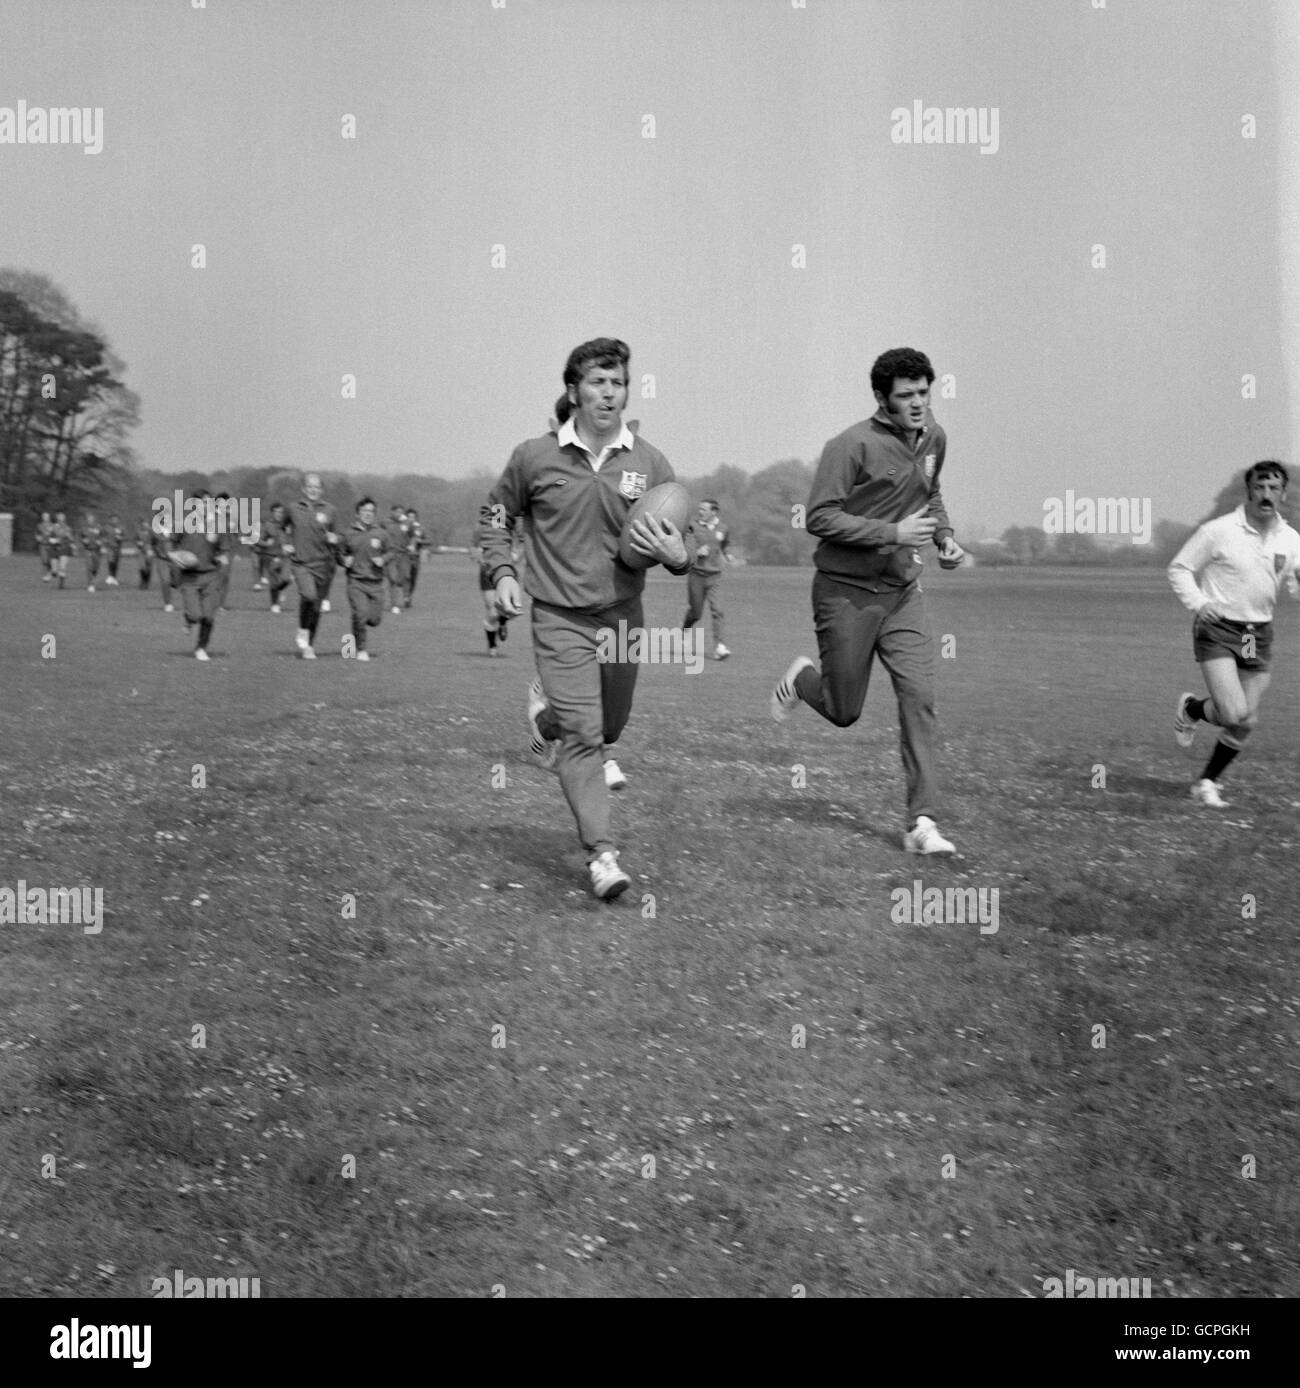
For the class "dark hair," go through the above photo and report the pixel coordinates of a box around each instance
[1245,459,1289,489]
[871,347,935,399]
[701,498,719,510]
[407,508,418,518]
[270,502,286,514]
[563,337,630,389]
[356,496,376,510]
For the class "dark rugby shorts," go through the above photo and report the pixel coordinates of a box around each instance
[1193,611,1272,671]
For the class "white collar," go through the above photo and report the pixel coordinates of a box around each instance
[558,416,635,460]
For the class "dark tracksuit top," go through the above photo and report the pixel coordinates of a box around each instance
[341,521,390,583]
[283,499,339,572]
[806,409,954,593]
[477,432,693,611]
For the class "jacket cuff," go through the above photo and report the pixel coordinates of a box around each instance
[489,565,517,588]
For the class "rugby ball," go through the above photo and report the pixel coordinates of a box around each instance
[618,482,692,570]
[170,548,199,570]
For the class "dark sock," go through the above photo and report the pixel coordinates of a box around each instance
[486,628,497,649]
[298,598,311,628]
[1202,740,1239,783]
[1187,697,1210,723]
[198,618,213,649]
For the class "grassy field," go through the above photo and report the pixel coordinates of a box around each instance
[1,552,1297,1298]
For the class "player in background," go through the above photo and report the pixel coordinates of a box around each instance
[770,346,964,855]
[479,337,693,900]
[103,513,125,586]
[260,503,293,613]
[80,512,104,593]
[282,473,340,659]
[339,497,391,661]
[212,493,235,609]
[166,489,231,661]
[35,511,55,580]
[134,519,154,588]
[152,521,178,611]
[1170,460,1300,807]
[682,498,733,659]
[49,512,74,587]
[383,505,410,615]
[471,543,513,655]
[404,507,426,608]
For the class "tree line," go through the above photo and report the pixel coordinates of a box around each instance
[0,270,1258,567]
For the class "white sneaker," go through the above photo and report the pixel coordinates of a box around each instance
[163,603,175,613]
[42,573,51,581]
[771,656,814,721]
[295,628,310,651]
[604,758,627,791]
[392,605,401,615]
[270,603,281,614]
[589,850,631,900]
[106,577,117,586]
[87,584,95,593]
[300,645,317,660]
[253,581,264,590]
[527,677,559,770]
[1173,692,1197,749]
[194,648,210,662]
[320,599,331,613]
[1191,778,1226,808]
[714,643,731,660]
[903,816,956,855]
[356,651,370,662]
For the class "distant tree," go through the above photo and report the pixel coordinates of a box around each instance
[740,458,815,565]
[1001,525,1034,563]
[0,270,140,546]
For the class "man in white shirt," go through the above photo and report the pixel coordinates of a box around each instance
[1169,460,1300,806]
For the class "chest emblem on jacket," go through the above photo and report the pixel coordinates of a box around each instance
[619,470,648,499]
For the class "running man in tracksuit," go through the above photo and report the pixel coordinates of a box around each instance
[404,509,425,608]
[135,520,154,588]
[339,498,391,661]
[1169,460,1300,807]
[383,506,410,615]
[281,473,340,660]
[152,523,177,610]
[770,346,964,855]
[104,514,126,586]
[50,512,74,587]
[479,337,694,900]
[36,512,55,580]
[80,513,104,592]
[260,503,293,613]
[166,490,232,661]
[682,499,733,659]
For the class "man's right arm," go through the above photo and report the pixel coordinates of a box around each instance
[1167,526,1213,614]
[477,447,528,587]
[805,435,905,548]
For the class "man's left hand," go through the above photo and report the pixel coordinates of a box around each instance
[628,516,688,568]
[936,536,965,569]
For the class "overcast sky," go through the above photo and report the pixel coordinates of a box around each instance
[1,0,1291,535]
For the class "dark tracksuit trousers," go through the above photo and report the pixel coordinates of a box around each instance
[794,574,939,822]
